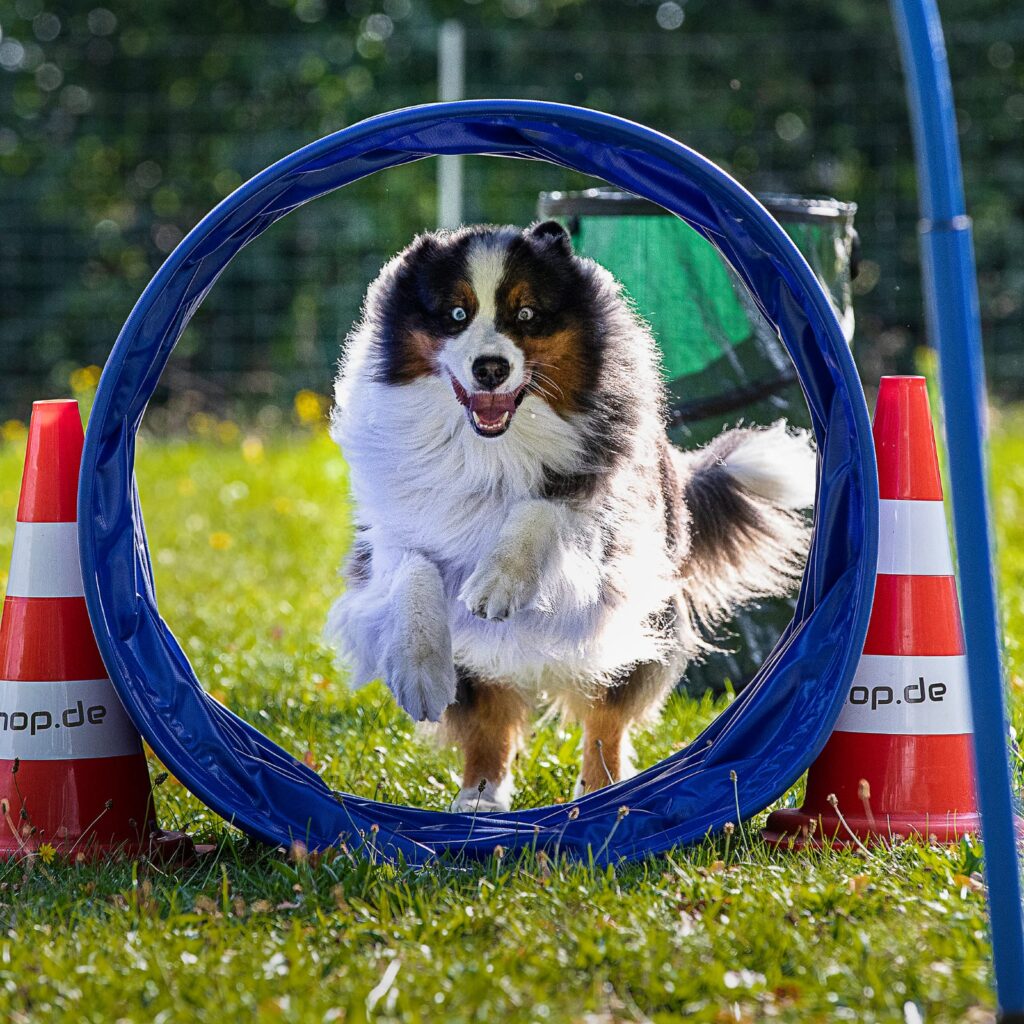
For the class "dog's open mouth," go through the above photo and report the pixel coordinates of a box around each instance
[450,373,530,438]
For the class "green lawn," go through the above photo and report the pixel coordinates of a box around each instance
[0,411,1020,1023]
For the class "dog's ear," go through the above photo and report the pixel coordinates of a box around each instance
[406,230,443,259]
[528,220,572,255]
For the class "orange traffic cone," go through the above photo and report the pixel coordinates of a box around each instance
[0,400,157,858]
[764,375,981,847]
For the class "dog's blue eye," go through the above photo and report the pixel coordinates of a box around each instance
[517,307,534,322]
[451,307,467,322]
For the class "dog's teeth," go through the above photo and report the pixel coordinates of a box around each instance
[470,409,510,433]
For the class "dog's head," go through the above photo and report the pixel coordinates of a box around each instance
[368,221,599,439]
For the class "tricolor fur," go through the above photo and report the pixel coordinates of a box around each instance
[328,222,815,812]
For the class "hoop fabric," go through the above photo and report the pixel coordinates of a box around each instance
[79,101,878,863]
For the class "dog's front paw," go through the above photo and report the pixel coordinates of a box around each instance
[382,633,456,723]
[458,553,541,622]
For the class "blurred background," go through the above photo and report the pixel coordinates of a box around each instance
[0,0,1020,424]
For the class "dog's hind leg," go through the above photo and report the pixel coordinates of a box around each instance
[578,703,634,796]
[444,669,529,813]
[570,659,678,799]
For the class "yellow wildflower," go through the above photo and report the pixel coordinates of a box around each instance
[69,365,102,394]
[294,389,327,426]
[241,436,264,463]
[1,420,27,444]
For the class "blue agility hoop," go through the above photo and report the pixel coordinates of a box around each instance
[79,100,877,863]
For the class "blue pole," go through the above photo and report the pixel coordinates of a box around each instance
[889,1,1024,1016]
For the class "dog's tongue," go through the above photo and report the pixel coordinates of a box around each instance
[468,390,516,426]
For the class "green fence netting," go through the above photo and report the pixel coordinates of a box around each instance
[537,188,858,695]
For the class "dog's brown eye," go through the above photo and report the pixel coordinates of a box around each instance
[517,307,534,322]
[451,306,467,322]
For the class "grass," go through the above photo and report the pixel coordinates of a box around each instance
[0,412,1020,1023]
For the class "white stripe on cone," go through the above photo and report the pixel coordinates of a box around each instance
[0,678,141,760]
[834,654,972,736]
[877,499,954,577]
[7,522,84,599]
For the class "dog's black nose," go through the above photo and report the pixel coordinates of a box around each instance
[471,356,511,390]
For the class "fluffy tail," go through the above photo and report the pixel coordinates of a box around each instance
[678,421,816,628]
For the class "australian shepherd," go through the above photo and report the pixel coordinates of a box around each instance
[328,221,815,812]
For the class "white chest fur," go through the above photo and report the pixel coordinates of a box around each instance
[333,374,581,570]
[330,370,678,693]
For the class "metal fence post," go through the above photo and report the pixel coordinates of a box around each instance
[437,20,466,229]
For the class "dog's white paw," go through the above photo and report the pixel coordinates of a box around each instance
[450,777,514,814]
[459,554,540,621]
[381,631,456,724]
[380,553,457,722]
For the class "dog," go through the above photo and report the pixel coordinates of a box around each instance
[327,220,815,813]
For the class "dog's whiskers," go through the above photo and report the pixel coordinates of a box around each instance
[530,374,563,397]
[526,366,564,399]
[529,371,560,387]
[525,380,558,403]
